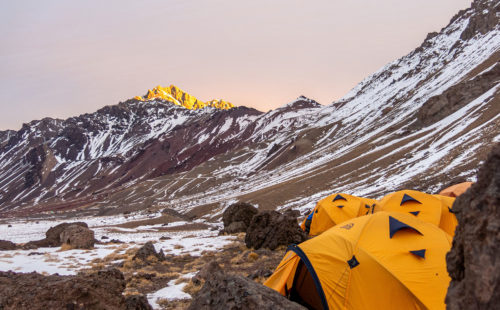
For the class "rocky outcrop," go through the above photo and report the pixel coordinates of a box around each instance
[46,222,89,246]
[59,224,95,249]
[188,261,305,310]
[0,268,151,310]
[416,62,500,127]
[0,240,17,251]
[133,241,166,262]
[222,202,258,234]
[245,210,307,250]
[446,143,500,309]
[459,0,499,40]
[23,145,46,188]
[22,222,90,249]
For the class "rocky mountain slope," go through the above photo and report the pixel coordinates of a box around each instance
[0,0,498,218]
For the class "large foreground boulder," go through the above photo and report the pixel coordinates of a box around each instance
[446,144,500,309]
[0,268,151,310]
[245,210,306,250]
[222,202,258,233]
[188,261,305,310]
[60,224,95,249]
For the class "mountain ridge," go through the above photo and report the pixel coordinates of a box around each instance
[134,85,234,110]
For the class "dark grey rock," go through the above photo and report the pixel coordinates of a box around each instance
[245,210,306,250]
[188,261,305,310]
[0,240,17,251]
[133,241,166,262]
[446,143,500,309]
[222,202,258,233]
[60,224,95,249]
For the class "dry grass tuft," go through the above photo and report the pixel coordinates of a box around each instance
[275,245,288,251]
[174,277,189,285]
[182,257,205,273]
[123,288,140,296]
[43,253,60,263]
[58,243,74,251]
[126,276,154,292]
[248,251,259,261]
[126,247,139,255]
[158,298,191,310]
[102,252,128,262]
[122,260,135,270]
[157,298,170,308]
[182,279,204,296]
[156,271,180,278]
[91,262,105,270]
[116,243,129,250]
[236,232,246,240]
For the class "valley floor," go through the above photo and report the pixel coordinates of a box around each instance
[0,211,282,309]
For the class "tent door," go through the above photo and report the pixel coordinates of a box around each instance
[290,261,324,310]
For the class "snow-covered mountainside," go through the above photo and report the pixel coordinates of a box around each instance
[0,89,323,214]
[0,0,498,218]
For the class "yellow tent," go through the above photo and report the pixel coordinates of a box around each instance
[300,193,376,236]
[373,190,457,236]
[265,211,452,310]
[438,182,473,197]
[433,194,458,237]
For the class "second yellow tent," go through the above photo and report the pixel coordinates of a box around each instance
[374,190,457,236]
[301,193,376,236]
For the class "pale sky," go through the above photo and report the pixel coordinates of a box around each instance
[0,0,472,130]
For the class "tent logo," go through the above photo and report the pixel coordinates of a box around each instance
[340,223,354,230]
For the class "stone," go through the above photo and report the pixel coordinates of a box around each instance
[192,260,221,285]
[124,295,153,310]
[188,261,305,310]
[222,202,258,233]
[224,221,247,234]
[59,225,95,249]
[22,238,51,250]
[45,222,88,246]
[133,241,166,262]
[0,267,152,309]
[0,240,17,251]
[245,210,307,250]
[446,143,500,309]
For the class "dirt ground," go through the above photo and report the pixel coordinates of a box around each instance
[85,233,285,309]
